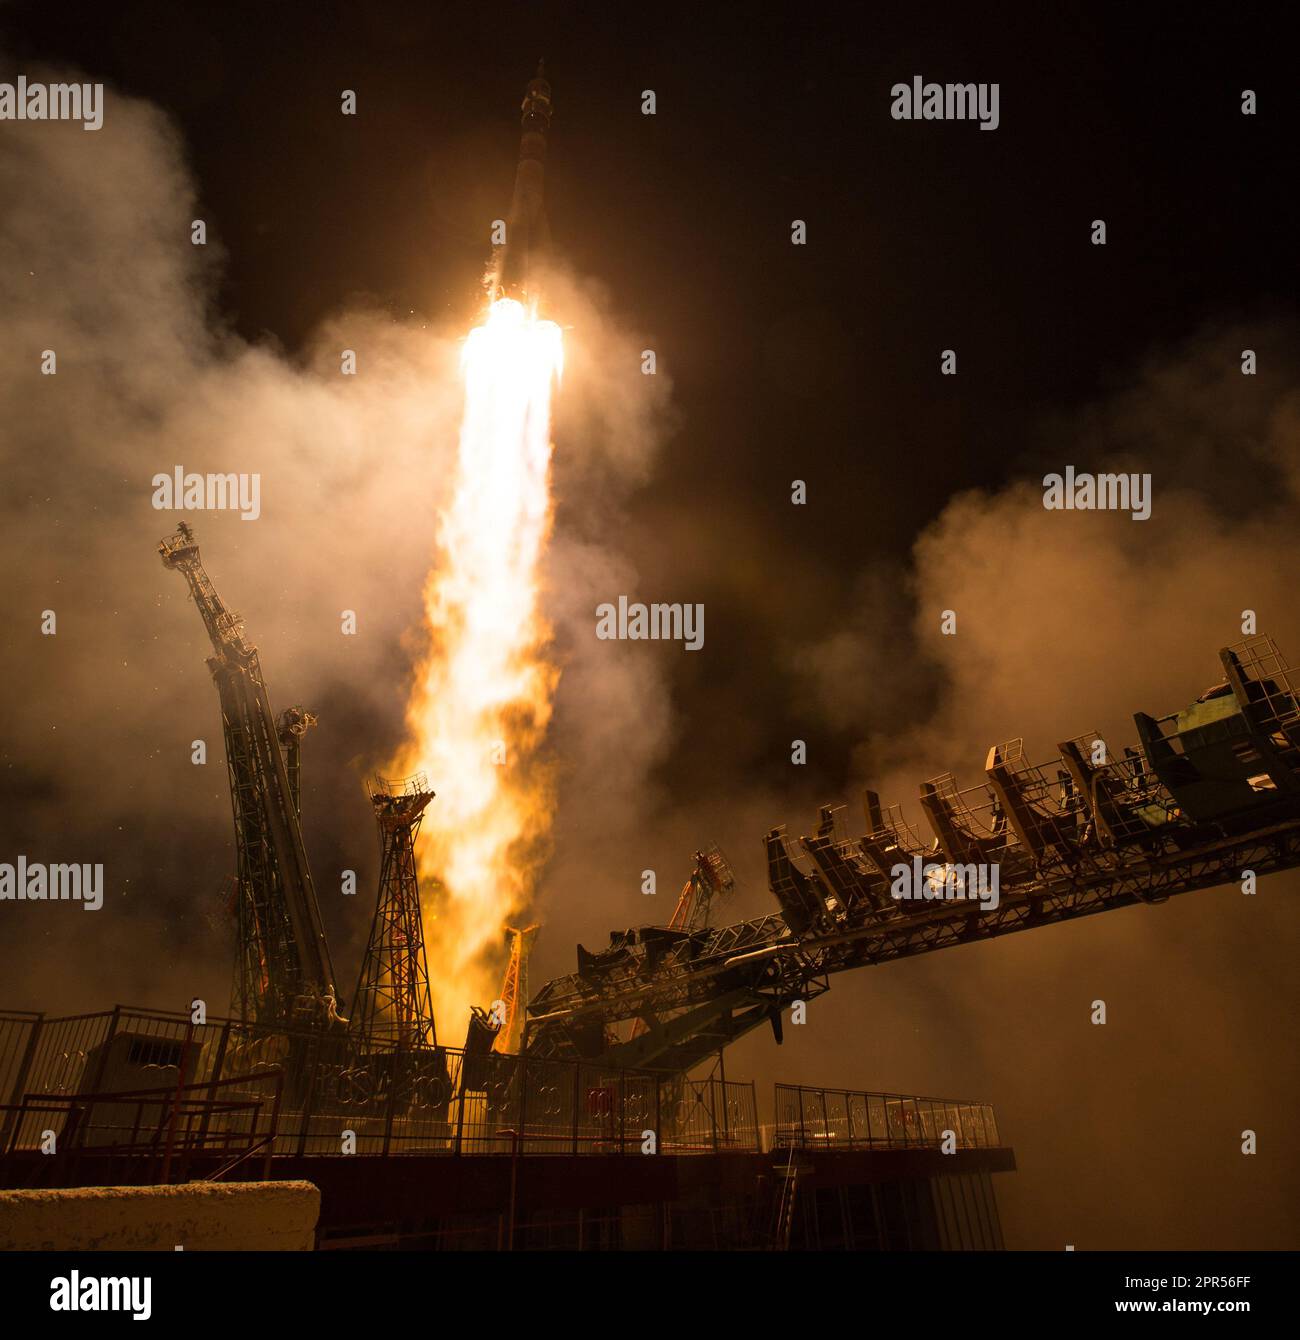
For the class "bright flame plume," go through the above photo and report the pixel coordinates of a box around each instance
[392,297,562,1037]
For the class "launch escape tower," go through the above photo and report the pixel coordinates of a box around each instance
[350,776,439,1051]
[159,523,340,1029]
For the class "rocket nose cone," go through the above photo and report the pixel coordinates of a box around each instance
[524,61,552,108]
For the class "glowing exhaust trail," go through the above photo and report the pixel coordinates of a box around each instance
[393,295,562,1034]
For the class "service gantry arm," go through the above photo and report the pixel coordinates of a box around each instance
[526,635,1300,1073]
[159,522,340,1027]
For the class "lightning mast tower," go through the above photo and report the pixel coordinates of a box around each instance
[350,776,438,1050]
[159,522,341,1028]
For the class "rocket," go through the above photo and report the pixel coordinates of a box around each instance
[494,61,553,305]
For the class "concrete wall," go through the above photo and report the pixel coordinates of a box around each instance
[0,1180,320,1251]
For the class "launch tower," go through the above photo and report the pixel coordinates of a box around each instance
[350,776,439,1050]
[159,523,340,1029]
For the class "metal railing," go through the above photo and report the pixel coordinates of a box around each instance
[773,1083,1000,1151]
[0,1068,283,1184]
[0,1007,760,1161]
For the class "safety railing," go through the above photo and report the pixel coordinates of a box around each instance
[0,1006,760,1160]
[773,1083,999,1151]
[0,1068,284,1183]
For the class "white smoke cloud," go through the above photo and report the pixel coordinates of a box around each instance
[0,68,676,1013]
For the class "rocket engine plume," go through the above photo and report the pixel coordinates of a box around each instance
[393,67,561,1036]
[393,295,562,1035]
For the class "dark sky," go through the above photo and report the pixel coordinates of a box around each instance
[0,1,1295,1250]
[5,9,1288,724]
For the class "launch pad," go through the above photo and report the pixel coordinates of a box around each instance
[0,58,1292,1256]
[0,1003,1009,1249]
[3,523,1296,1246]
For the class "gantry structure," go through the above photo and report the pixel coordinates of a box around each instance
[350,776,439,1050]
[160,523,341,1029]
[163,526,1299,1078]
[525,636,1300,1072]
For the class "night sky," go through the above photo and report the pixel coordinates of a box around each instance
[0,1,1295,1249]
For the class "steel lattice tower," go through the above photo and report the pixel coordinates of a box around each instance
[493,924,538,1054]
[350,776,438,1049]
[159,523,340,1029]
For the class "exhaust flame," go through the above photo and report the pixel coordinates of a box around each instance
[392,297,563,1037]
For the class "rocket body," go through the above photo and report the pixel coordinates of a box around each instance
[496,64,553,304]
